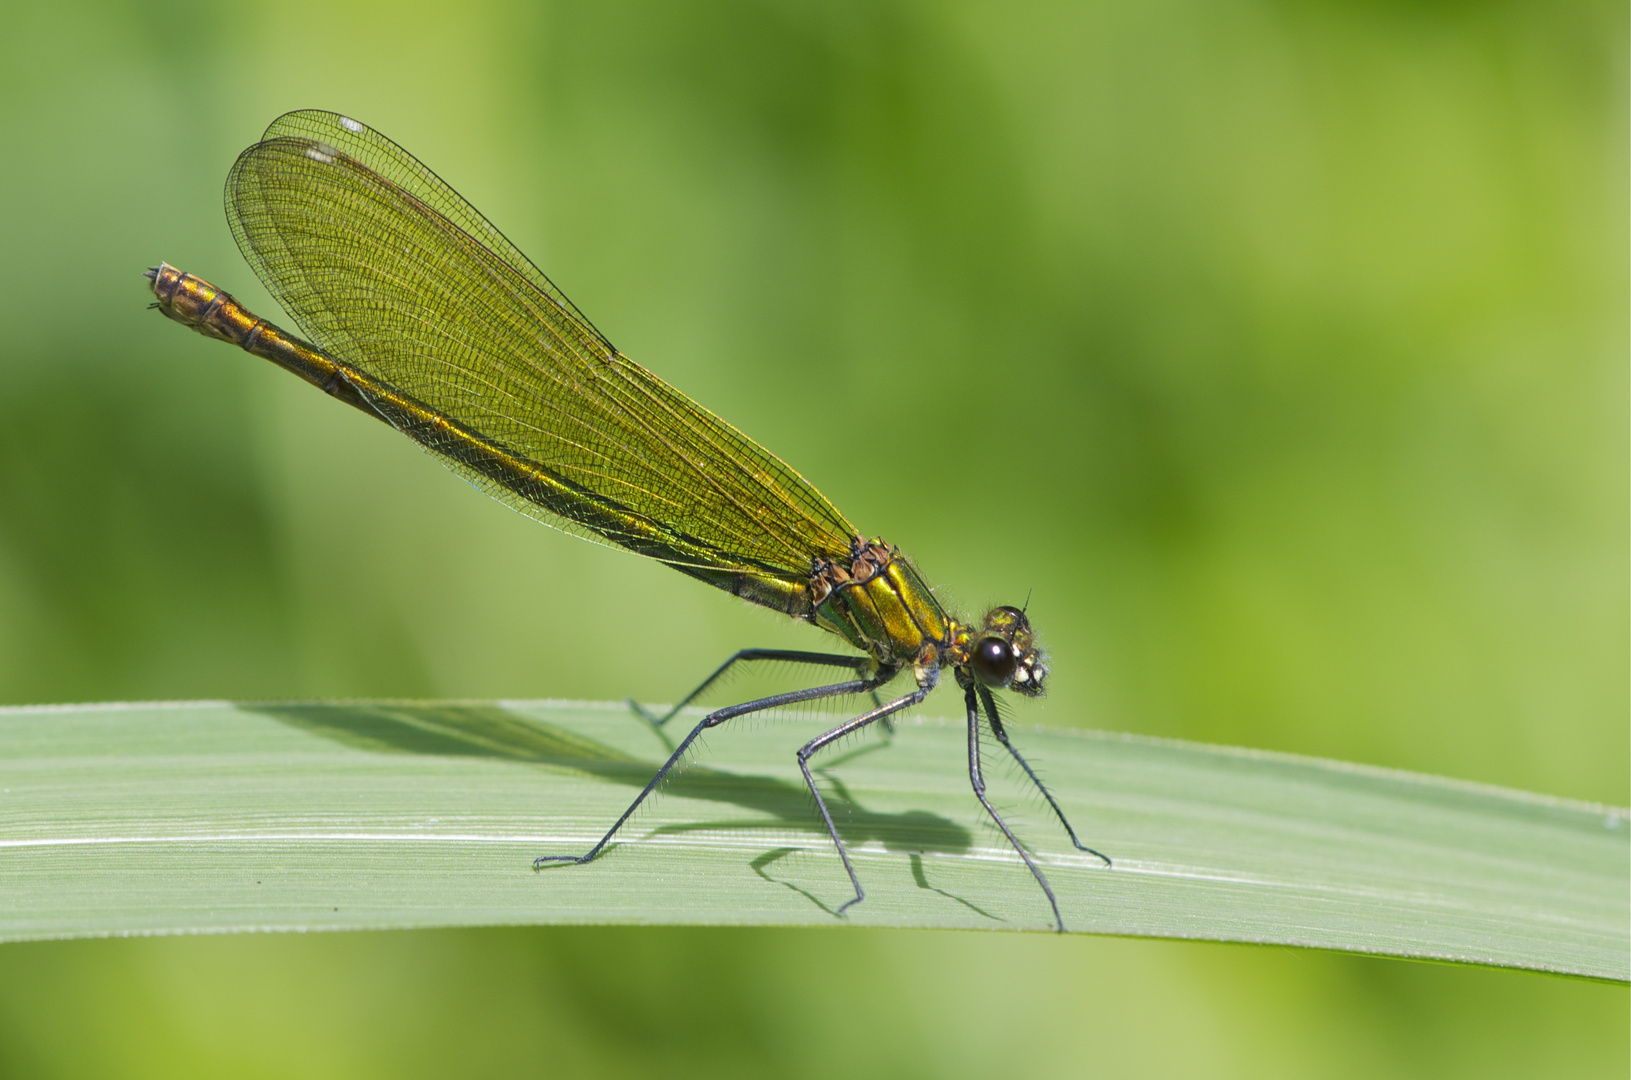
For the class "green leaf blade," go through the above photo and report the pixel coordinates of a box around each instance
[0,701,1623,981]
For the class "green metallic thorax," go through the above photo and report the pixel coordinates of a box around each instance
[810,540,959,668]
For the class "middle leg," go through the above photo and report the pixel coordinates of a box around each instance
[795,687,931,915]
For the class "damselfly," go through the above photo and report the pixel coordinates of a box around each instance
[147,110,1109,930]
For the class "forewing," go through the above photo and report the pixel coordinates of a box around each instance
[224,110,857,577]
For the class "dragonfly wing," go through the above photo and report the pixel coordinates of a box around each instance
[224,110,858,587]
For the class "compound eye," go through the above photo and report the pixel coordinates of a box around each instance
[970,636,1017,686]
[986,605,1030,633]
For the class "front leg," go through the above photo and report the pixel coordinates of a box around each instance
[965,686,1067,932]
[976,685,1111,866]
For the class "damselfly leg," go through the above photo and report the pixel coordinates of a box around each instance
[964,685,1069,932]
[629,649,878,730]
[796,687,930,914]
[975,684,1111,867]
[536,669,896,874]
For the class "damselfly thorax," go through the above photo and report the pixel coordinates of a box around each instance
[810,538,1048,696]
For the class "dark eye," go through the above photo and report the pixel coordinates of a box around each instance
[970,636,1017,686]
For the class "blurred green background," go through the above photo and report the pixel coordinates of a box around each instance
[0,0,1624,1076]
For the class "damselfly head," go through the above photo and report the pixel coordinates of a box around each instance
[967,604,1047,697]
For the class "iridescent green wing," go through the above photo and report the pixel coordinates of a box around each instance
[225,110,857,600]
